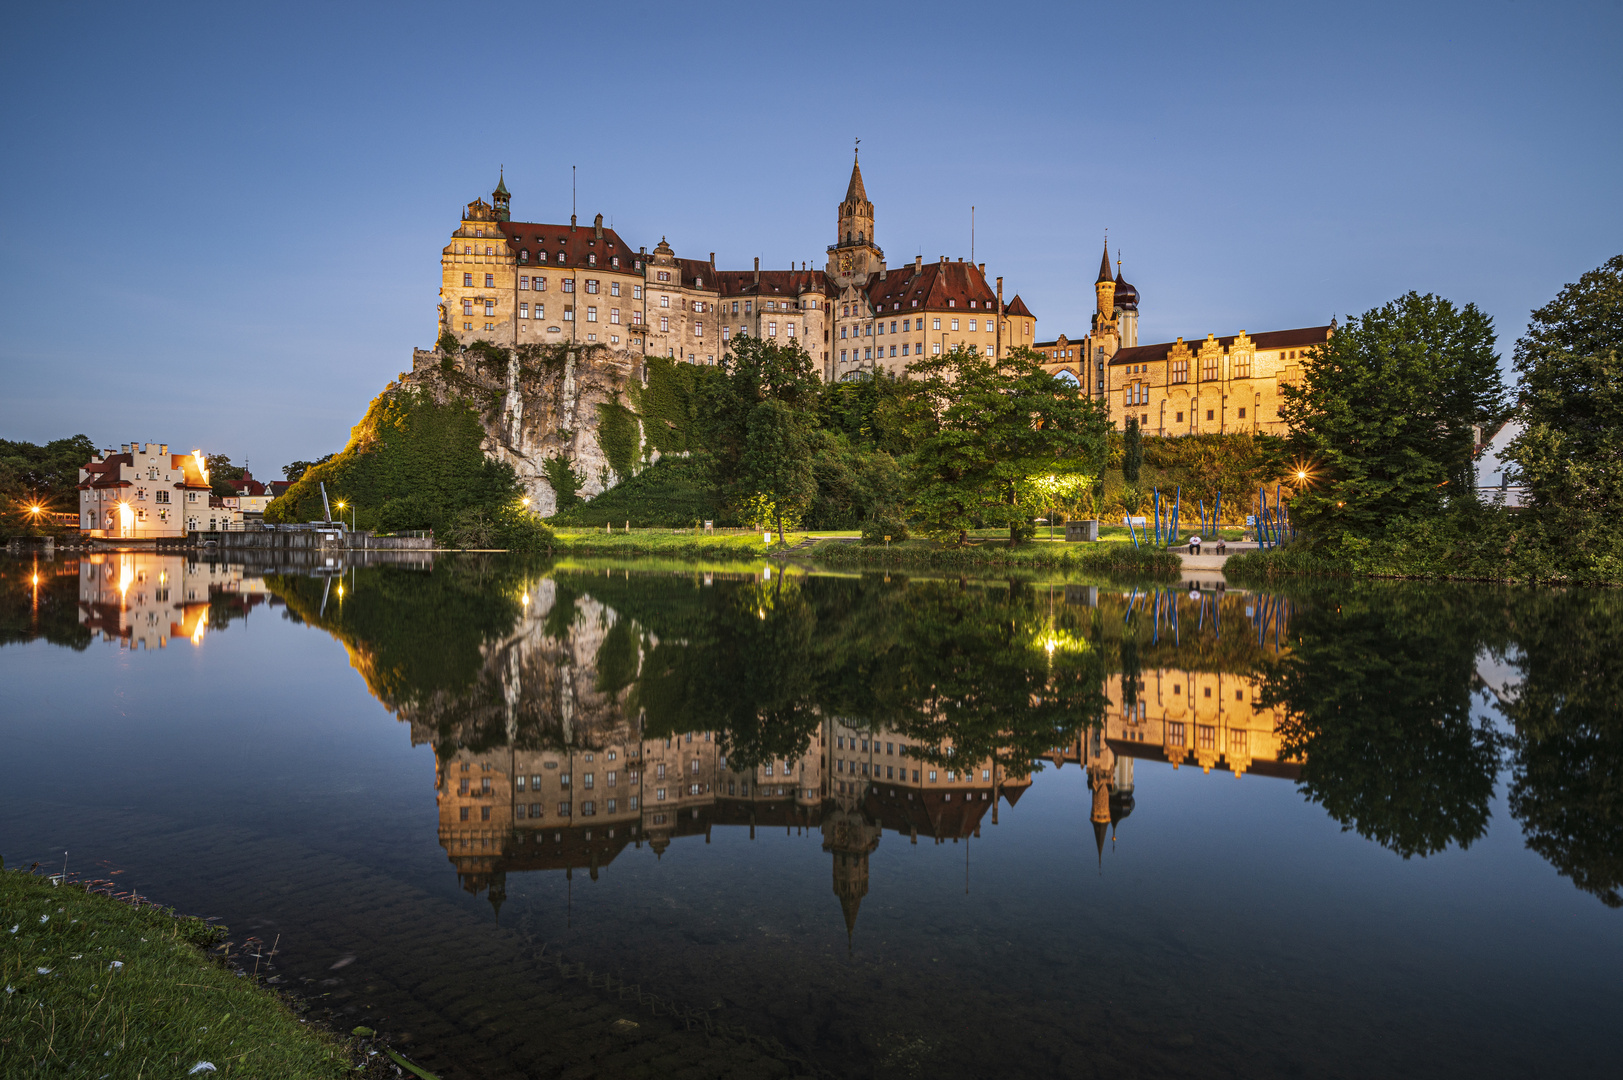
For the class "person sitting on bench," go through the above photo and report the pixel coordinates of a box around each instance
[1187,536,1202,554]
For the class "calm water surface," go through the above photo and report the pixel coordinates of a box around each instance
[1,552,1619,1079]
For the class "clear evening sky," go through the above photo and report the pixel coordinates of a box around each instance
[2,1,1619,474]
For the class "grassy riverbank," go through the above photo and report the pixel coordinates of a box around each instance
[809,538,1182,575]
[0,867,352,1078]
[551,527,791,559]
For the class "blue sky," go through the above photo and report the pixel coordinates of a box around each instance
[1,0,1619,472]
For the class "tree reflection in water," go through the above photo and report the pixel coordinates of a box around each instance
[255,559,1623,912]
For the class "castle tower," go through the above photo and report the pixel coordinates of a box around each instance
[821,801,881,948]
[1114,254,1139,349]
[493,170,510,222]
[827,148,884,287]
[1093,240,1116,327]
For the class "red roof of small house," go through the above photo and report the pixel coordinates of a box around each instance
[1004,294,1034,318]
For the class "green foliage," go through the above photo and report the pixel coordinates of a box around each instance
[1506,253,1623,525]
[636,354,714,455]
[594,400,643,480]
[1282,292,1506,540]
[0,434,96,534]
[447,504,555,552]
[437,328,461,355]
[816,370,927,456]
[281,453,332,483]
[904,346,1111,544]
[548,455,726,528]
[1141,432,1289,514]
[543,454,584,510]
[1122,417,1142,484]
[807,433,904,530]
[1258,583,1500,859]
[204,453,246,498]
[744,397,816,543]
[859,512,909,545]
[265,387,522,533]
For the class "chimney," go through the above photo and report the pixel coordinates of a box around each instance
[121,444,130,454]
[709,252,715,267]
[914,255,922,274]
[639,246,646,255]
[754,256,760,285]
[160,444,168,455]
[940,255,947,265]
[978,263,985,275]
[594,213,603,239]
[958,257,963,263]
[570,214,577,230]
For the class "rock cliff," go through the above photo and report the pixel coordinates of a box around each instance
[402,342,648,516]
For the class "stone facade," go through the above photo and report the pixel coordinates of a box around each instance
[435,154,1039,386]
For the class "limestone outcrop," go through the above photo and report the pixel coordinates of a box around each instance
[404,343,645,516]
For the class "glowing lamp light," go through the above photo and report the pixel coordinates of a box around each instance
[192,451,209,486]
[521,592,530,607]
[521,496,532,508]
[191,607,209,646]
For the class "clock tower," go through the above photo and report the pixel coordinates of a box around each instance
[826,148,884,288]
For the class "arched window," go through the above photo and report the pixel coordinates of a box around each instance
[858,232,865,243]
[846,232,853,243]
[1055,369,1080,388]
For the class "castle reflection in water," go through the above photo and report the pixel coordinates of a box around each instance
[416,576,1297,937]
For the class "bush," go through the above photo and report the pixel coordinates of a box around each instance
[860,513,909,545]
[548,455,726,528]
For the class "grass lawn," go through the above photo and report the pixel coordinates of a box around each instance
[1,867,353,1078]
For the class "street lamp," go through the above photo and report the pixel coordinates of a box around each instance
[335,500,355,531]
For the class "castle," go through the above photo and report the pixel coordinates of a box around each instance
[437,154,1036,386]
[437,155,1330,433]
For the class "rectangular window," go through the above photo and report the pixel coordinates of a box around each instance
[951,318,959,331]
[1207,409,1215,420]
[787,322,795,338]
[1238,407,1247,418]
[1202,354,1218,380]
[481,805,490,821]
[529,803,541,817]
[932,342,942,354]
[656,787,667,801]
[694,322,703,336]
[562,279,575,293]
[531,774,541,789]
[459,806,469,821]
[660,316,670,332]
[610,308,620,324]
[629,796,639,810]
[535,277,547,292]
[610,281,620,296]
[463,299,472,316]
[516,775,526,792]
[968,319,977,331]
[533,303,543,319]
[607,798,617,813]
[559,802,572,815]
[463,273,473,287]
[519,302,529,318]
[933,318,942,330]
[631,309,642,323]
[633,285,643,299]
[484,301,495,316]
[587,306,597,322]
[657,271,670,282]
[1171,358,1188,383]
[607,770,617,785]
[564,305,574,321]
[929,771,938,782]
[581,801,595,816]
[901,344,909,355]
[1198,725,1216,750]
[583,772,594,789]
[484,274,494,288]
[585,280,599,293]
[1168,722,1186,746]
[768,321,777,337]
[903,319,911,332]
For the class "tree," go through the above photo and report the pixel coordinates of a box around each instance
[1281,292,1505,540]
[205,453,247,498]
[905,346,1111,544]
[743,398,817,544]
[1505,255,1623,525]
[705,335,821,515]
[1122,417,1142,485]
[282,454,333,483]
[0,435,96,531]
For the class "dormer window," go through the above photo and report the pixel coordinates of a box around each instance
[948,299,955,308]
[611,256,619,268]
[695,277,703,288]
[588,254,597,266]
[519,250,528,263]
[537,251,547,262]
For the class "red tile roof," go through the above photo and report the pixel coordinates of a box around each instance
[1004,294,1034,318]
[1109,325,1331,367]
[714,268,832,298]
[865,260,998,314]
[497,221,641,274]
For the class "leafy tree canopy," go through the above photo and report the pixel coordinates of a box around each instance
[1282,292,1506,540]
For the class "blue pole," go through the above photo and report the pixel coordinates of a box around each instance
[1153,489,1162,545]
[1214,492,1222,539]
[1126,514,1139,548]
[1171,485,1181,546]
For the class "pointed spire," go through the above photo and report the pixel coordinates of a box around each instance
[1093,818,1108,868]
[1096,239,1113,284]
[845,150,868,205]
[494,167,509,197]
